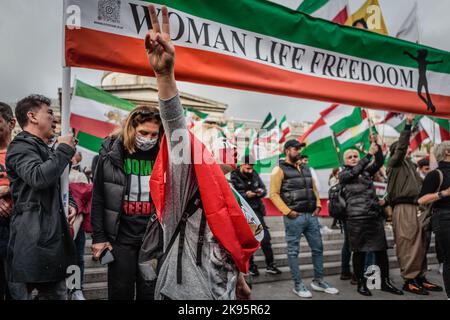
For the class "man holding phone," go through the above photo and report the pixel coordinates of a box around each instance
[6,95,78,300]
[230,154,281,277]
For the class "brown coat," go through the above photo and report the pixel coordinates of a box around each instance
[387,125,422,206]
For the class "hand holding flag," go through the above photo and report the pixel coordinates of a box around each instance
[405,113,415,125]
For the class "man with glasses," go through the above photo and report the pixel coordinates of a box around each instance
[230,154,281,277]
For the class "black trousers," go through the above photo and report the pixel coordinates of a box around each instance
[434,210,450,298]
[0,225,10,300]
[352,250,389,280]
[108,241,156,300]
[250,214,274,267]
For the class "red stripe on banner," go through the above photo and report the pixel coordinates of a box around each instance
[65,27,450,118]
[70,114,118,138]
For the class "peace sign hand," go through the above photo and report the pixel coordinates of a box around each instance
[145,5,175,77]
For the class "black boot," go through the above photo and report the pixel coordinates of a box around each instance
[381,278,403,295]
[357,278,372,296]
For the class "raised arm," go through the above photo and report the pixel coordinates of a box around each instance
[366,143,384,176]
[403,51,417,61]
[6,141,74,190]
[387,114,414,168]
[427,59,444,65]
[339,155,372,184]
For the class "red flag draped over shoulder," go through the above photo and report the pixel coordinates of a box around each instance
[150,133,259,273]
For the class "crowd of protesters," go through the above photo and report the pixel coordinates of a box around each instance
[0,5,449,301]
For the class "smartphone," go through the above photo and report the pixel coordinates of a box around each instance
[99,249,115,265]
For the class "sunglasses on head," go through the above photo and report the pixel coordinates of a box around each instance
[131,109,161,121]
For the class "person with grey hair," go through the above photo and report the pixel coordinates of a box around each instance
[418,141,450,299]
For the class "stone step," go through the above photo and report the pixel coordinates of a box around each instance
[252,247,430,269]
[82,246,436,284]
[83,281,107,300]
[254,239,399,256]
[82,256,440,300]
[250,255,438,285]
[84,267,107,284]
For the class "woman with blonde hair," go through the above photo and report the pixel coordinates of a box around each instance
[339,140,403,297]
[419,141,450,299]
[91,105,163,300]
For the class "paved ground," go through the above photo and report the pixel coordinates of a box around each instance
[251,265,448,300]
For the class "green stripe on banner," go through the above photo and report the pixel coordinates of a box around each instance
[77,131,104,153]
[146,0,450,74]
[297,0,329,14]
[74,80,136,112]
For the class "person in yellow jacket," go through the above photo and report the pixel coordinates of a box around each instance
[270,139,339,298]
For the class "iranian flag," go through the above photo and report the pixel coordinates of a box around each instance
[298,0,349,24]
[410,121,429,151]
[320,104,364,134]
[70,79,134,157]
[233,122,245,138]
[380,112,422,132]
[379,112,428,151]
[184,107,208,129]
[64,0,450,117]
[336,109,375,151]
[380,112,408,132]
[254,113,279,158]
[298,117,340,169]
[278,115,290,143]
[420,117,450,143]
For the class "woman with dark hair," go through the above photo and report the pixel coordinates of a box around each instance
[91,105,163,300]
[418,141,450,299]
[339,139,403,297]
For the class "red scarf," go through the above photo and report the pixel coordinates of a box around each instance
[150,133,259,273]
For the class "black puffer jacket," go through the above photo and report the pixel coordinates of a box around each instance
[91,137,126,244]
[279,160,317,214]
[339,146,384,220]
[230,167,267,215]
[6,131,77,283]
[91,136,159,244]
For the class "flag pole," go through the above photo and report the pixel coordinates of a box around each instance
[61,3,71,219]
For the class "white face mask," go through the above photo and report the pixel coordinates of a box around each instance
[135,134,158,151]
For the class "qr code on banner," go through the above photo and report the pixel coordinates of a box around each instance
[98,0,121,24]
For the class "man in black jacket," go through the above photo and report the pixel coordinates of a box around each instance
[230,155,281,276]
[6,95,77,300]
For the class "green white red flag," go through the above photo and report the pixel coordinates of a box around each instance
[64,0,450,117]
[278,115,290,143]
[298,117,340,169]
[70,79,133,157]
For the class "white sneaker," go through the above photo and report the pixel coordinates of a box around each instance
[292,282,312,298]
[71,290,86,300]
[311,279,339,295]
[320,226,333,235]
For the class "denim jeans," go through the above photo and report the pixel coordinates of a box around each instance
[284,213,324,285]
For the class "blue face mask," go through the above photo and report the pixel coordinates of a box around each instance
[135,134,158,151]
